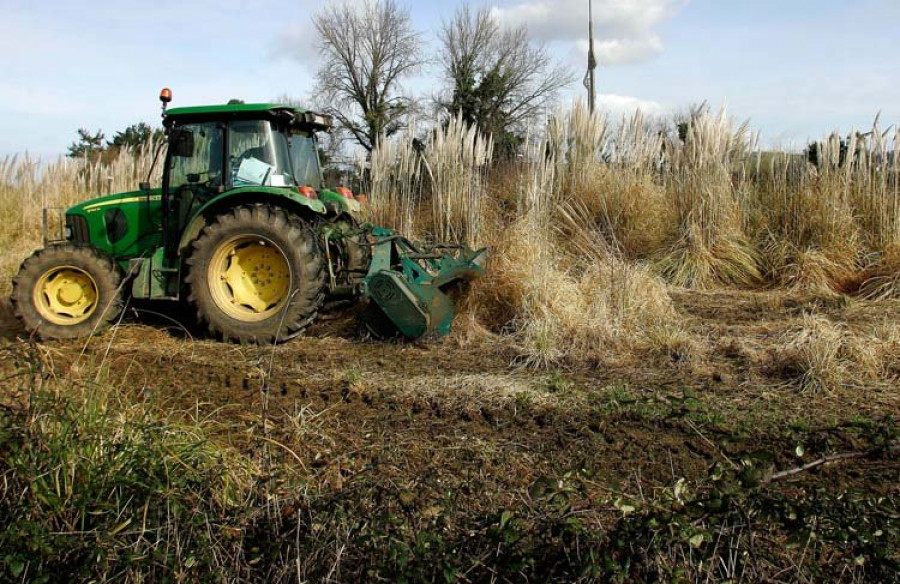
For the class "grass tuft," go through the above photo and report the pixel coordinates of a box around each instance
[0,344,259,581]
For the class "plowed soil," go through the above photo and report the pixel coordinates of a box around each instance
[2,290,898,580]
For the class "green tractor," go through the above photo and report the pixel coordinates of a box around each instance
[12,89,485,343]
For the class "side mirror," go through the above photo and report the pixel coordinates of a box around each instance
[139,181,151,191]
[172,128,194,157]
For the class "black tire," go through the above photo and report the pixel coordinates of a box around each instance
[185,204,326,343]
[11,244,124,340]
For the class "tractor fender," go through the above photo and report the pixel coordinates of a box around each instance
[178,187,328,256]
[320,189,361,214]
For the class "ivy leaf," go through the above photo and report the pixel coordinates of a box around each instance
[614,498,636,515]
[8,559,24,578]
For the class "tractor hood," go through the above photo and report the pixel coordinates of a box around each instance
[65,188,164,260]
[69,188,162,216]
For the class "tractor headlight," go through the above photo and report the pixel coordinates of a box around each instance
[64,226,73,239]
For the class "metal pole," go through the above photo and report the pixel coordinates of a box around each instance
[585,0,597,113]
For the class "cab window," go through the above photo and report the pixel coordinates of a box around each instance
[167,122,224,195]
[289,133,323,189]
[228,121,294,188]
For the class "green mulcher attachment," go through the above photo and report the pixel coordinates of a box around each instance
[358,227,487,339]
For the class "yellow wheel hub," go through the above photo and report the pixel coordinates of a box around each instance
[209,236,291,322]
[33,266,99,325]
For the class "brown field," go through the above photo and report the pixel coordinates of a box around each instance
[2,287,898,581]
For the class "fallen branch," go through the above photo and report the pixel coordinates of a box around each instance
[765,440,899,483]
[766,451,871,483]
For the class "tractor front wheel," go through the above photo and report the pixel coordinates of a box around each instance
[12,244,124,339]
[185,204,326,343]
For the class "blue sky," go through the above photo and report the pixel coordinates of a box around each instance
[2,0,897,159]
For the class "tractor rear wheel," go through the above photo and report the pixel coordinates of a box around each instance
[12,244,124,339]
[185,204,326,343]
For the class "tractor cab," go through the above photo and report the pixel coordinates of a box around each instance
[159,102,336,248]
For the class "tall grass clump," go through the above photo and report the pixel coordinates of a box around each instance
[776,314,882,393]
[752,141,860,293]
[779,314,848,393]
[422,114,494,247]
[844,123,900,298]
[365,127,423,237]
[460,110,682,367]
[363,116,493,247]
[550,105,670,258]
[844,121,900,251]
[656,105,763,288]
[751,120,900,294]
[0,141,163,294]
[361,103,687,366]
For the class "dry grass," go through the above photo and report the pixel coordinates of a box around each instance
[422,114,494,247]
[361,103,900,370]
[779,314,851,393]
[453,115,682,367]
[855,243,900,300]
[657,106,763,288]
[753,123,900,293]
[364,125,423,237]
[873,323,900,377]
[776,313,888,393]
[362,115,493,247]
[0,141,162,293]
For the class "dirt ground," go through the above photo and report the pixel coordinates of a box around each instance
[1,290,898,581]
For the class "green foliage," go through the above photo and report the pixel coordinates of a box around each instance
[66,128,105,158]
[544,370,575,393]
[806,131,868,168]
[107,122,162,150]
[437,5,570,159]
[445,66,524,157]
[601,422,900,582]
[66,123,161,162]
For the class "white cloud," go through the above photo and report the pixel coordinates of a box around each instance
[574,36,664,65]
[493,0,677,40]
[595,93,667,117]
[493,0,683,65]
[271,0,369,70]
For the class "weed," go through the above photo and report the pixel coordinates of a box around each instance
[0,348,259,581]
[544,370,575,393]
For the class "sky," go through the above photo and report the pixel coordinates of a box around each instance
[1,0,898,159]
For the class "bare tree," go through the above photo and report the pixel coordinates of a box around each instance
[313,0,424,153]
[438,5,573,154]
